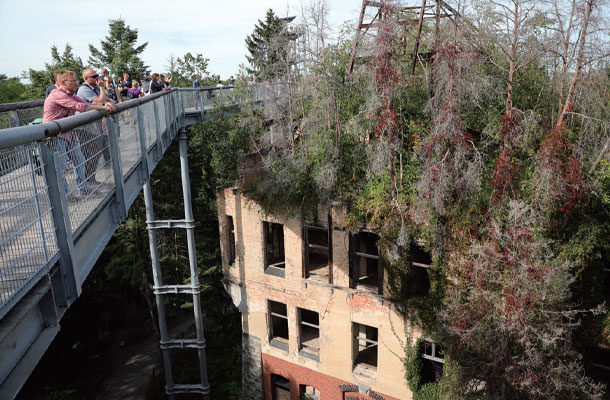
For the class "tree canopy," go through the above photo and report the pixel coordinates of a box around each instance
[24,44,85,99]
[88,18,149,80]
[245,9,287,79]
[0,74,29,103]
[171,52,217,87]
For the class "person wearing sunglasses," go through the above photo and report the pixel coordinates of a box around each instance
[43,70,116,198]
[76,68,115,187]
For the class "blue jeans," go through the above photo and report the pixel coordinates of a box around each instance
[51,136,88,193]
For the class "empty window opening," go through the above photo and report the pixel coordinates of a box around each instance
[300,385,320,400]
[299,308,320,359]
[272,374,290,400]
[265,222,285,274]
[421,341,444,384]
[351,232,383,295]
[269,300,289,351]
[305,226,330,282]
[227,216,235,265]
[353,323,378,375]
[407,244,432,297]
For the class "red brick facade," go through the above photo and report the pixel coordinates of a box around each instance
[262,353,400,400]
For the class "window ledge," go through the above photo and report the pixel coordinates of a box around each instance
[299,349,320,362]
[353,363,377,380]
[349,287,387,302]
[264,266,285,278]
[269,338,289,352]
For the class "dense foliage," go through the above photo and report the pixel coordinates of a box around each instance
[0,74,29,103]
[241,1,609,399]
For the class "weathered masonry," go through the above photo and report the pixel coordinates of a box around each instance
[217,187,442,400]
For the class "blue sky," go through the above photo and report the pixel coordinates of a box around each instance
[0,0,361,81]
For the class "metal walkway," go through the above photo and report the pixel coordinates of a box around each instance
[0,85,263,399]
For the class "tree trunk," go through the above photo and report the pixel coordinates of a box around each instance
[556,0,594,128]
[556,0,577,121]
[506,0,520,115]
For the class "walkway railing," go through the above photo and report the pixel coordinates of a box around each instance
[0,85,264,319]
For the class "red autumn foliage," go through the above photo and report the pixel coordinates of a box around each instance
[536,125,588,218]
[416,44,481,217]
[373,2,401,140]
[492,112,522,202]
[443,201,603,399]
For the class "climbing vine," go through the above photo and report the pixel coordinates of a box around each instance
[240,1,609,399]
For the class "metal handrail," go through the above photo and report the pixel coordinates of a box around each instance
[0,84,269,314]
[0,99,45,113]
[1,88,191,149]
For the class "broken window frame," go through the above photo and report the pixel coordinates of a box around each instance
[300,384,321,400]
[353,322,378,372]
[227,215,236,266]
[298,307,320,361]
[264,221,286,277]
[420,340,444,384]
[268,300,289,351]
[407,243,432,297]
[271,374,291,400]
[422,341,444,364]
[349,231,384,295]
[304,223,332,284]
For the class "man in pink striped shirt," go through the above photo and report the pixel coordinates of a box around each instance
[43,70,116,197]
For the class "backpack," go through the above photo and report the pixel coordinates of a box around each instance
[142,79,151,95]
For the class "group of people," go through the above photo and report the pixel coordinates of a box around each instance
[43,67,173,200]
[107,70,173,100]
[43,68,245,199]
[43,68,117,198]
[192,75,235,88]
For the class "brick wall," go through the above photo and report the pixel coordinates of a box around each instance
[262,353,401,400]
[217,187,414,400]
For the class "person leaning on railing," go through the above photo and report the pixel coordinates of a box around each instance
[43,70,116,198]
[150,73,163,94]
[76,68,116,186]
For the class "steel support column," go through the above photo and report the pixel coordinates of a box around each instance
[178,128,210,398]
[143,182,176,400]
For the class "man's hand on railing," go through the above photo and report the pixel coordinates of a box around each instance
[105,102,117,113]
[87,101,116,114]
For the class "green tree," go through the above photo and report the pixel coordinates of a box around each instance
[171,53,214,87]
[0,74,28,103]
[24,44,85,99]
[88,18,149,80]
[245,9,286,79]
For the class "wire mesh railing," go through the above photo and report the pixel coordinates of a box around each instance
[48,120,115,233]
[116,107,142,174]
[0,104,44,129]
[0,85,266,312]
[0,143,57,305]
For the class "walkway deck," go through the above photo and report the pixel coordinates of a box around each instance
[0,85,263,399]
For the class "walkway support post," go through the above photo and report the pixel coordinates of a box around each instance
[40,144,81,303]
[143,181,176,400]
[178,127,211,398]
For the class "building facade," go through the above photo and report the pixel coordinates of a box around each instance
[217,187,436,400]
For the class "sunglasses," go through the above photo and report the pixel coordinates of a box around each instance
[88,74,99,79]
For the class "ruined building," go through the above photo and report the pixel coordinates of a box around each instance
[217,188,440,400]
